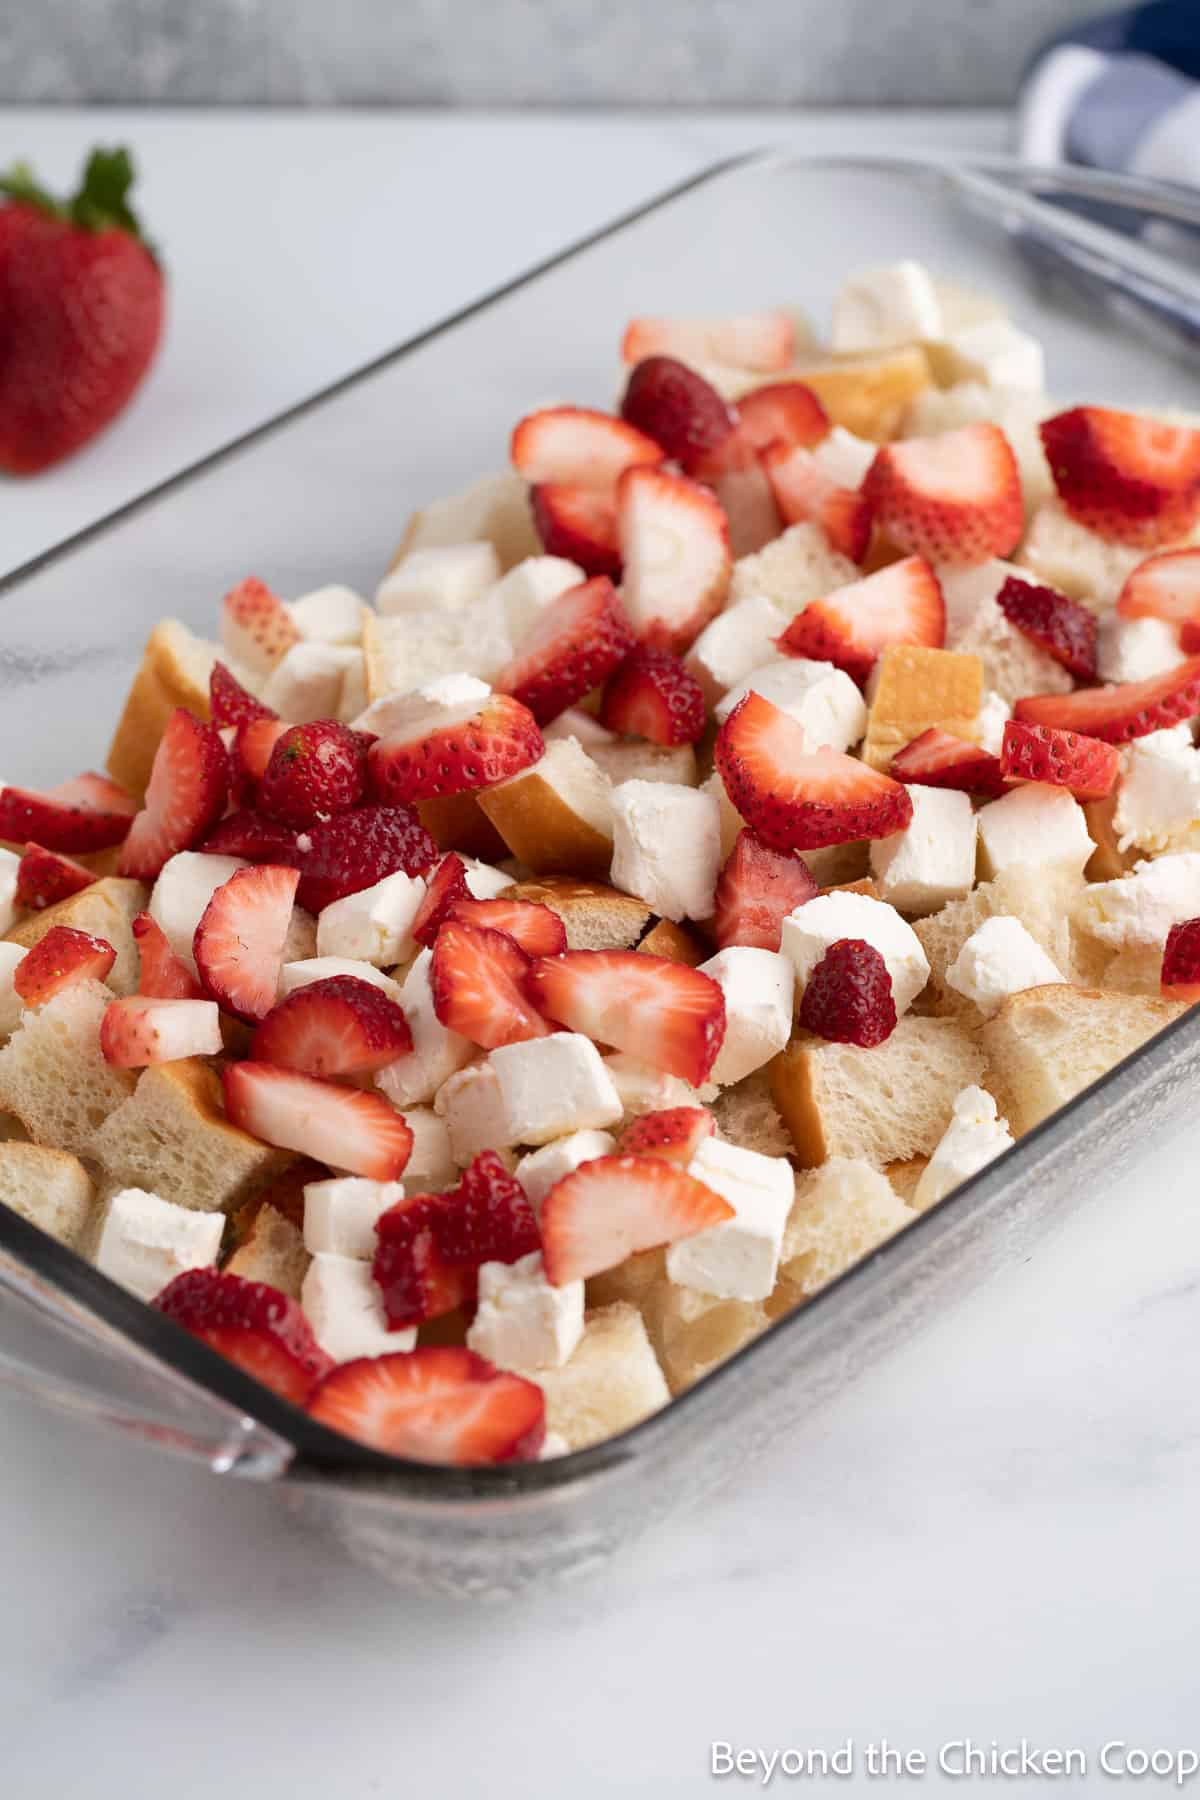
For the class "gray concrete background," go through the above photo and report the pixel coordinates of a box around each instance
[2,0,1100,105]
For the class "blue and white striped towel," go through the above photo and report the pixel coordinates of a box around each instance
[1020,2,1200,185]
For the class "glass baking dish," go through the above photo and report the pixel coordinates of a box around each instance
[3,152,1200,1597]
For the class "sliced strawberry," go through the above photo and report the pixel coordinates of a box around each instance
[995,575,1097,681]
[257,719,370,828]
[223,1061,413,1180]
[615,1106,715,1165]
[890,728,1007,798]
[1183,622,1200,655]
[691,426,781,557]
[1040,407,1200,546]
[445,897,567,957]
[430,920,551,1050]
[761,440,871,562]
[1013,656,1200,744]
[599,647,707,745]
[13,925,115,1007]
[210,661,276,730]
[712,828,820,951]
[1162,918,1200,1002]
[438,1150,541,1265]
[132,911,205,999]
[100,995,223,1067]
[621,312,794,372]
[46,771,137,817]
[776,555,944,685]
[0,781,134,853]
[199,809,302,865]
[252,974,413,1077]
[15,844,96,910]
[798,938,897,1048]
[735,380,830,453]
[292,805,438,914]
[619,356,735,473]
[617,464,731,653]
[220,576,300,672]
[307,1346,545,1465]
[373,1152,540,1328]
[540,1153,733,1285]
[234,715,291,786]
[411,853,471,948]
[1000,720,1120,800]
[368,694,544,805]
[511,407,662,489]
[527,950,725,1085]
[1117,547,1200,627]
[118,709,229,880]
[716,692,913,851]
[153,1268,332,1406]
[530,484,621,578]
[193,863,300,1022]
[493,577,635,725]
[863,423,1023,566]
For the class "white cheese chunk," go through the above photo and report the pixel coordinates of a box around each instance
[315,869,426,967]
[913,1086,1015,1211]
[699,947,794,1085]
[302,1176,405,1259]
[870,785,978,916]
[467,1251,584,1370]
[94,1188,223,1302]
[489,1034,623,1147]
[301,1254,416,1362]
[610,780,722,923]
[666,1138,793,1301]
[976,783,1094,880]
[781,891,930,1015]
[514,1128,616,1213]
[945,915,1066,1016]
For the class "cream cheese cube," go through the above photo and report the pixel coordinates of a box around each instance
[287,584,366,645]
[683,595,787,707]
[1114,730,1200,853]
[945,915,1066,1016]
[976,783,1094,880]
[610,780,721,923]
[0,848,19,937]
[260,642,360,722]
[398,1106,457,1191]
[467,1251,584,1370]
[0,941,26,1036]
[376,543,501,615]
[301,1254,416,1362]
[278,956,402,1002]
[714,658,868,752]
[913,1086,1015,1211]
[302,1176,405,1259]
[352,673,491,741]
[1097,614,1185,684]
[433,1062,514,1164]
[781,891,930,1015]
[699,947,794,1085]
[489,1033,623,1147]
[94,1187,224,1302]
[373,947,474,1109]
[460,856,516,900]
[870,785,978,916]
[666,1138,793,1301]
[1077,852,1200,948]
[514,1128,616,1213]
[830,260,943,354]
[976,689,1011,755]
[602,1054,717,1115]
[487,555,584,642]
[315,870,426,967]
[150,851,248,975]
[542,708,618,747]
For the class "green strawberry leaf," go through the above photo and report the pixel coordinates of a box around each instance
[0,145,159,260]
[0,159,66,218]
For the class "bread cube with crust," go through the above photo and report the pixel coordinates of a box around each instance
[224,1199,309,1299]
[375,543,501,616]
[106,618,218,801]
[503,877,651,951]
[782,1158,914,1296]
[640,1277,771,1394]
[729,523,858,613]
[861,646,983,771]
[0,1142,95,1248]
[477,737,614,880]
[362,604,513,701]
[784,345,933,441]
[938,559,1074,705]
[390,470,540,573]
[0,979,137,1157]
[1017,501,1161,613]
[517,1302,669,1451]
[8,876,148,996]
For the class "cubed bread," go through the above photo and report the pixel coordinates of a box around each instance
[391,470,541,573]
[768,1015,986,1167]
[781,1159,914,1296]
[640,1278,770,1395]
[884,1155,929,1205]
[477,738,613,878]
[224,1200,309,1298]
[709,1069,794,1158]
[913,865,1088,1017]
[93,1058,294,1214]
[861,646,983,771]
[637,919,707,966]
[0,1141,96,1247]
[504,877,652,951]
[587,742,698,788]
[106,619,218,800]
[585,1246,667,1312]
[415,793,509,861]
[785,345,933,440]
[518,1301,669,1451]
[0,980,136,1156]
[938,559,1074,706]
[1083,795,1138,882]
[729,522,857,612]
[981,985,1186,1137]
[1016,500,1153,612]
[7,876,148,996]
[362,606,513,701]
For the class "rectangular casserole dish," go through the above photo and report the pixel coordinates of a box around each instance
[3,151,1200,1597]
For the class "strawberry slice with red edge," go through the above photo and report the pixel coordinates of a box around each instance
[619,356,735,473]
[995,575,1097,681]
[411,853,471,948]
[1117,546,1200,627]
[428,1150,541,1271]
[292,804,438,914]
[540,1153,733,1285]
[233,715,291,788]
[1162,918,1200,1002]
[100,995,222,1067]
[132,911,204,999]
[493,576,635,725]
[118,709,229,880]
[444,897,567,956]
[0,778,135,854]
[1000,720,1120,800]
[430,920,552,1050]
[776,555,944,685]
[209,661,277,729]
[615,1106,715,1165]
[712,828,820,951]
[798,938,898,1048]
[47,771,137,815]
[368,694,544,806]
[863,423,1023,566]
[13,925,115,1007]
[620,312,794,372]
[599,646,707,745]
[15,844,96,910]
[307,1346,545,1465]
[716,692,913,851]
[735,380,830,454]
[1040,407,1200,547]
[220,577,300,671]
[760,440,872,562]
[890,728,1007,799]
[257,719,371,828]
[530,484,621,578]
[617,464,731,653]
[511,406,662,489]
[223,1061,413,1180]
[199,809,302,865]
[373,1151,540,1328]
[252,973,414,1077]
[527,949,725,1086]
[1013,655,1200,744]
[153,1268,332,1406]
[193,862,300,1022]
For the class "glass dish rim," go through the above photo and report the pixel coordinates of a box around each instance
[3,146,1199,1503]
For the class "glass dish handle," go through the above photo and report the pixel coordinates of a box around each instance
[0,1250,293,1479]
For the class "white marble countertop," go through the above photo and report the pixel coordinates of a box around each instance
[5,108,1200,1799]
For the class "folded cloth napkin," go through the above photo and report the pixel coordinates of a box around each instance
[1019,2,1200,185]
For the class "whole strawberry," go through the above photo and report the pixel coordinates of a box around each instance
[258,719,371,829]
[0,147,164,474]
